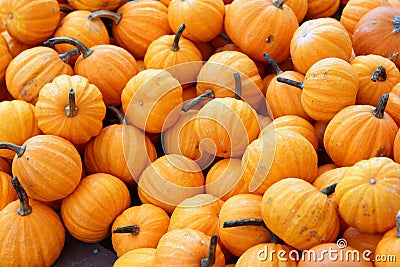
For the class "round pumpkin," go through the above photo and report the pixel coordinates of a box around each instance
[1,30,33,58]
[67,0,126,11]
[113,248,156,267]
[386,82,400,126]
[286,0,308,23]
[0,33,11,83]
[305,0,340,19]
[0,171,17,210]
[343,227,383,258]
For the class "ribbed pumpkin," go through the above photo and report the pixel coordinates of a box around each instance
[61,173,131,243]
[313,120,328,149]
[305,0,340,19]
[0,157,11,174]
[387,83,400,126]
[44,37,139,106]
[0,33,11,82]
[111,203,170,257]
[0,177,65,267]
[335,157,400,234]
[0,0,60,45]
[262,178,340,250]
[113,248,156,267]
[242,128,318,195]
[138,154,205,214]
[324,94,398,166]
[0,100,41,159]
[5,46,74,104]
[286,0,308,23]
[0,171,17,210]
[88,1,172,59]
[374,211,400,267]
[290,17,353,75]
[1,30,33,58]
[35,74,106,145]
[224,0,299,63]
[0,135,82,202]
[343,227,383,258]
[167,0,225,43]
[67,0,126,11]
[351,54,400,105]
[196,51,264,110]
[155,229,225,266]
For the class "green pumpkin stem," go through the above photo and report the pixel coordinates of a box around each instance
[371,66,387,82]
[320,183,338,196]
[200,235,217,267]
[276,77,304,89]
[234,73,242,100]
[0,143,26,157]
[171,23,186,52]
[182,89,215,112]
[59,5,74,14]
[106,106,127,125]
[393,16,400,33]
[88,10,122,25]
[396,210,400,238]
[65,89,78,117]
[223,218,267,228]
[43,37,93,58]
[372,93,389,119]
[58,49,81,63]
[263,52,282,75]
[272,0,289,9]
[112,225,140,236]
[11,177,32,216]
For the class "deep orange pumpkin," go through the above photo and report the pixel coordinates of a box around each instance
[374,211,400,267]
[0,33,11,83]
[67,0,126,11]
[113,248,156,267]
[1,30,33,58]
[0,171,17,210]
[387,83,400,126]
[305,0,340,19]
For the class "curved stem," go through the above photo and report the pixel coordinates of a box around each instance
[182,89,215,112]
[112,225,140,235]
[272,0,289,9]
[59,48,81,63]
[233,73,242,100]
[0,143,26,158]
[396,210,400,238]
[320,183,338,196]
[106,106,127,125]
[42,37,93,58]
[59,5,74,14]
[171,23,186,52]
[200,235,217,267]
[65,89,78,117]
[276,77,304,89]
[11,177,32,216]
[372,93,389,119]
[88,10,122,25]
[223,218,267,228]
[263,52,282,75]
[371,66,387,82]
[393,16,400,33]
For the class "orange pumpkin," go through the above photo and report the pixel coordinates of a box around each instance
[317,163,339,176]
[305,0,340,19]
[67,0,126,11]
[374,211,400,267]
[0,156,11,174]
[0,33,11,82]
[343,227,383,258]
[313,120,329,149]
[0,171,17,210]
[0,81,13,102]
[1,30,33,58]
[387,83,400,126]
[113,248,156,267]
[286,0,308,23]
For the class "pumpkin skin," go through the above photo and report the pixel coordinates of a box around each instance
[0,33,11,82]
[167,0,225,43]
[0,178,66,267]
[335,157,400,234]
[67,0,126,11]
[61,173,131,243]
[286,0,308,23]
[374,212,400,267]
[343,227,383,258]
[218,194,271,257]
[313,120,328,149]
[0,157,11,174]
[111,203,170,257]
[154,228,226,266]
[0,171,17,210]
[352,6,400,69]
[137,154,205,214]
[262,178,340,251]
[350,54,400,106]
[35,74,106,145]
[242,128,318,195]
[5,46,74,104]
[323,95,398,167]
[305,0,340,20]
[0,100,41,159]
[290,17,353,75]
[224,0,299,63]
[113,248,156,267]
[121,69,183,133]
[394,128,400,163]
[1,30,33,58]
[387,83,400,126]
[196,51,264,110]
[0,81,13,102]
[0,0,60,45]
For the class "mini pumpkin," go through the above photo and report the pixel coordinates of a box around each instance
[113,248,156,267]
[0,33,11,82]
[67,0,126,11]
[305,0,340,19]
[1,30,33,58]
[0,171,17,210]
[387,83,400,126]
[343,227,383,258]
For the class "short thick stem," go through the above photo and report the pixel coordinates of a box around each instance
[276,77,304,89]
[320,183,338,196]
[396,210,400,238]
[263,52,282,75]
[43,37,93,58]
[223,218,267,228]
[59,49,81,63]
[393,16,400,33]
[88,10,122,25]
[233,73,242,100]
[0,143,26,157]
[11,177,32,216]
[65,89,78,117]
[182,89,215,112]
[372,93,389,119]
[371,66,387,82]
[112,225,140,236]
[272,0,289,9]
[200,235,217,267]
[106,106,127,125]
[171,23,186,52]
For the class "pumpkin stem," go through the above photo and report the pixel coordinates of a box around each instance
[234,73,242,100]
[200,235,217,267]
[59,5,74,14]
[272,0,289,9]
[372,93,389,119]
[223,218,267,228]
[263,52,282,75]
[371,66,387,82]
[0,143,26,158]
[393,16,400,33]
[276,77,304,89]
[106,106,127,125]
[42,37,93,58]
[171,23,186,52]
[320,182,338,196]
[112,225,140,236]
[182,89,215,112]
[11,177,32,216]
[58,48,81,63]
[219,32,232,43]
[270,231,282,244]
[65,89,79,117]
[396,210,400,238]
[88,10,122,25]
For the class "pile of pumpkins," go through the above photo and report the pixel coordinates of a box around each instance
[1,0,400,266]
